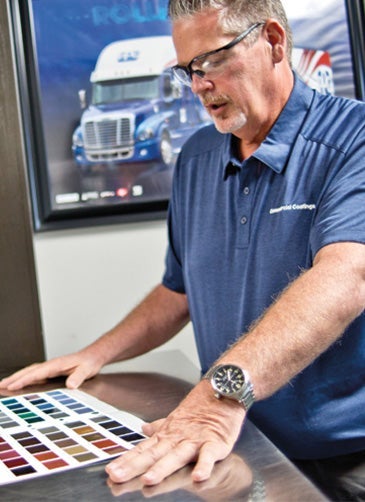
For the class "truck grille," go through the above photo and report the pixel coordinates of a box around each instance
[84,117,133,149]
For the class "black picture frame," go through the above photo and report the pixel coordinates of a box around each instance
[345,0,365,100]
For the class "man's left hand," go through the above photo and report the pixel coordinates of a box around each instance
[105,380,246,485]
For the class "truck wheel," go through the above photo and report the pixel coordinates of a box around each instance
[160,132,173,167]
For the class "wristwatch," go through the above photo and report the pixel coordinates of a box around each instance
[204,364,255,411]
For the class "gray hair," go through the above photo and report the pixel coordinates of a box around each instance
[168,0,293,60]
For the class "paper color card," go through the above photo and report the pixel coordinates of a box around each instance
[0,389,146,485]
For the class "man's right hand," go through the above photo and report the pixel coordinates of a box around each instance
[0,348,104,391]
[0,284,190,393]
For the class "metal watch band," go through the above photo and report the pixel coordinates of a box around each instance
[237,378,255,411]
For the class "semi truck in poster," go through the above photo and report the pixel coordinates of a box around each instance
[71,36,209,171]
[71,35,334,171]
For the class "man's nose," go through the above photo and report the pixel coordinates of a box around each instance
[191,73,214,94]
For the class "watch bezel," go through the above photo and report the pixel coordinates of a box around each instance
[204,364,255,411]
[210,364,247,399]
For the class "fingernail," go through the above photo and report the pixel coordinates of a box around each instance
[106,465,126,481]
[142,471,157,485]
[192,469,208,482]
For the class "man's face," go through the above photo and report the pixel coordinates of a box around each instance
[172,10,270,137]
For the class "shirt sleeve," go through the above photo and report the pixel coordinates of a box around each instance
[310,124,365,255]
[162,156,186,294]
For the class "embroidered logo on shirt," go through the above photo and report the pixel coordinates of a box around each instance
[269,203,316,215]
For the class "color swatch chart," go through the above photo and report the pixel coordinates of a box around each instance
[0,389,146,485]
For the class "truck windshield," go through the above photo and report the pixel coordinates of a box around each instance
[92,76,160,105]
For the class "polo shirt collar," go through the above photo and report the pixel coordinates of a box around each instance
[223,73,314,178]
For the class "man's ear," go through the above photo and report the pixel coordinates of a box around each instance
[264,19,286,64]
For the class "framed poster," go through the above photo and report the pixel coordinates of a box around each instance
[10,0,364,230]
[11,0,210,230]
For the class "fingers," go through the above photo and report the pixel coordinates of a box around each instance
[106,438,198,486]
[0,354,92,391]
[142,418,165,436]
[105,436,161,483]
[64,363,96,389]
[191,441,223,482]
[106,432,231,487]
[107,464,193,498]
[0,362,57,390]
[107,453,252,499]
[142,441,199,486]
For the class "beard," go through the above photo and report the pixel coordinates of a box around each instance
[200,93,247,134]
[213,110,247,134]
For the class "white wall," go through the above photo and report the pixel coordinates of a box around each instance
[33,220,199,372]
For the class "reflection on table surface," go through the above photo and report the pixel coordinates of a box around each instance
[0,370,326,501]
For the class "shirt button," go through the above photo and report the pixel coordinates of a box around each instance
[243,187,250,195]
[240,216,248,225]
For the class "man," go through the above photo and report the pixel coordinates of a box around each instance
[1,1,365,499]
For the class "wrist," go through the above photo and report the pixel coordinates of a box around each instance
[82,339,111,369]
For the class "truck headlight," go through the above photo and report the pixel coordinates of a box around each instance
[137,128,154,142]
[72,131,84,147]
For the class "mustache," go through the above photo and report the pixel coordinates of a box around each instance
[199,93,231,107]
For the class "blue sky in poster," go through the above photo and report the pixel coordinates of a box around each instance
[33,0,171,91]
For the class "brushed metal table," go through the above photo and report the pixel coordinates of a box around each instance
[0,354,327,501]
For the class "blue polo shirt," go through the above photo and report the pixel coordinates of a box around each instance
[162,75,365,459]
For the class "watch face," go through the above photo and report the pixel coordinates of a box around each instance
[212,365,245,396]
